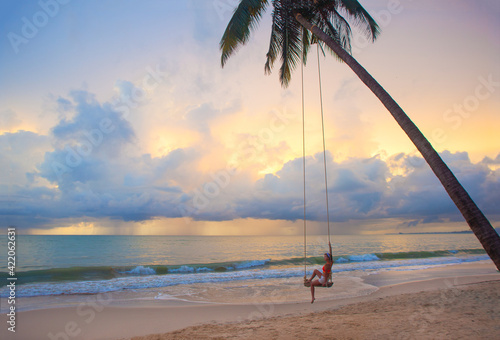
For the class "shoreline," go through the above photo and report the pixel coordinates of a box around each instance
[1,261,498,339]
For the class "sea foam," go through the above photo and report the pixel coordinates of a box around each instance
[122,266,156,275]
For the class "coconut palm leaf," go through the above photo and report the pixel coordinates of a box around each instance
[328,6,352,51]
[301,25,312,64]
[278,3,303,86]
[220,0,270,67]
[336,0,380,41]
[222,0,378,84]
[265,5,281,74]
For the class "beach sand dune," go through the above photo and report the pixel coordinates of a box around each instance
[132,280,500,340]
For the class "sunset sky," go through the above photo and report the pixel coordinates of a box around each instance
[1,0,499,235]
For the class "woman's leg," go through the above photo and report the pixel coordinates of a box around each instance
[307,269,323,282]
[310,280,322,304]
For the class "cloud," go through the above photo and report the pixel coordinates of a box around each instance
[36,91,136,187]
[0,130,51,186]
[183,101,241,139]
[481,153,500,165]
[51,90,135,149]
[2,87,498,234]
[0,109,22,131]
[225,151,500,232]
[0,90,209,228]
[1,61,497,233]
[2,103,498,234]
[234,152,389,223]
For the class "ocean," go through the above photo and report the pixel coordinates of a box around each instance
[0,233,489,303]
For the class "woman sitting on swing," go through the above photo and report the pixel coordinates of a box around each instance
[305,242,333,303]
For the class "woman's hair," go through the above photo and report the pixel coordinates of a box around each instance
[325,252,332,261]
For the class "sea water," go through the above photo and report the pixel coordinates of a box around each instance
[0,234,490,305]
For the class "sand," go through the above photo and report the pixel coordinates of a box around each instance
[141,280,500,340]
[1,262,498,340]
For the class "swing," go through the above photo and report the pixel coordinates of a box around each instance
[302,44,333,289]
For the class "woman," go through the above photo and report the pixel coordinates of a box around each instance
[305,242,333,304]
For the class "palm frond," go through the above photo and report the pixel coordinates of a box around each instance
[336,0,380,41]
[330,7,352,52]
[301,25,311,65]
[306,8,342,62]
[220,0,270,67]
[278,3,303,87]
[265,6,282,74]
[219,0,380,87]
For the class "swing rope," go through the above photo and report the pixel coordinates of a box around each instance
[302,43,332,285]
[317,44,331,246]
[302,39,307,281]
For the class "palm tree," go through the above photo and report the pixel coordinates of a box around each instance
[220,0,500,270]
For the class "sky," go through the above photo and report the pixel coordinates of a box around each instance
[0,0,499,235]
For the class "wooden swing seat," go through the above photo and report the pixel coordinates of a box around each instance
[304,280,334,288]
[304,274,334,288]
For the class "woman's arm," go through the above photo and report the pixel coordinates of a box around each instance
[329,241,332,259]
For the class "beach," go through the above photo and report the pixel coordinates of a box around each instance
[2,261,498,340]
[149,279,500,340]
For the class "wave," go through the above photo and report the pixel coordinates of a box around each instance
[0,249,488,297]
[336,254,380,263]
[0,259,273,286]
[0,253,489,298]
[118,266,156,276]
[276,249,485,267]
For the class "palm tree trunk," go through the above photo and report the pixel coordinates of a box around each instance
[295,13,500,271]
